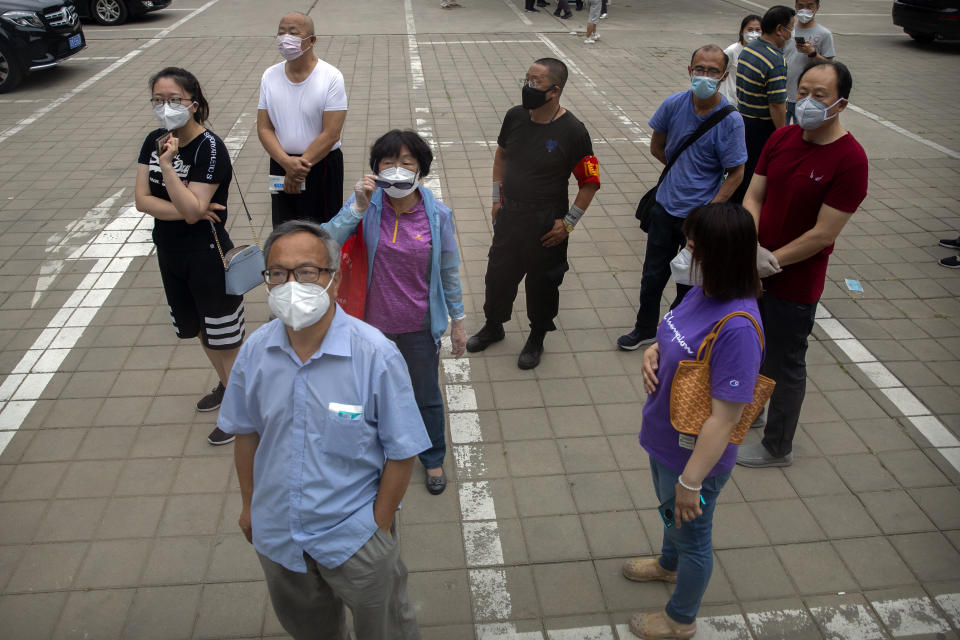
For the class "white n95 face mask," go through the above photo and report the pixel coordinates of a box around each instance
[669,248,703,287]
[376,167,419,198]
[795,96,842,130]
[268,280,333,331]
[154,102,192,131]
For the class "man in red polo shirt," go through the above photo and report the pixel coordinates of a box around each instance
[736,60,868,468]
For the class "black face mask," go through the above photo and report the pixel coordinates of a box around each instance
[522,84,552,110]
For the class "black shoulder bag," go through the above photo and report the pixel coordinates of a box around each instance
[635,104,736,232]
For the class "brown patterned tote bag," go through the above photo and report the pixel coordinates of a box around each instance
[669,311,775,445]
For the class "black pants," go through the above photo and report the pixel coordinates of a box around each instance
[759,292,818,457]
[483,199,569,333]
[731,117,776,204]
[633,201,691,335]
[270,148,344,228]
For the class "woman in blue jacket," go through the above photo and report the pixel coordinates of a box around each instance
[323,129,466,495]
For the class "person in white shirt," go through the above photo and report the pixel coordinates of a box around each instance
[783,0,835,123]
[719,14,762,107]
[258,12,348,227]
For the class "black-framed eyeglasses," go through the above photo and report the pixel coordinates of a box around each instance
[262,266,337,285]
[150,97,192,108]
[691,66,725,79]
[374,178,417,190]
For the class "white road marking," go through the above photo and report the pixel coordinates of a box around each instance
[846,104,960,160]
[500,0,533,26]
[535,33,651,146]
[0,0,220,146]
[31,189,126,306]
[816,305,960,472]
[934,593,960,629]
[469,568,513,620]
[810,603,887,640]
[548,627,615,639]
[419,40,541,45]
[872,596,951,636]
[463,521,505,566]
[63,56,122,62]
[477,623,543,640]
[404,0,444,200]
[0,109,253,457]
[746,609,815,637]
[449,411,483,444]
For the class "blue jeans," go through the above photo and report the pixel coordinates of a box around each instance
[385,329,446,470]
[649,456,730,624]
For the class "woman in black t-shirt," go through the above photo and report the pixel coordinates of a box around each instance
[134,67,244,446]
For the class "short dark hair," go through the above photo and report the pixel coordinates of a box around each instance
[368,129,433,177]
[264,220,340,270]
[534,57,569,90]
[149,67,210,124]
[761,5,795,34]
[682,203,761,301]
[739,14,762,44]
[798,60,853,100]
[690,45,729,72]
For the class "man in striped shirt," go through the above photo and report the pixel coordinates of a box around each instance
[732,5,795,204]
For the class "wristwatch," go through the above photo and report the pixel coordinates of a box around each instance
[562,220,575,234]
[808,51,818,58]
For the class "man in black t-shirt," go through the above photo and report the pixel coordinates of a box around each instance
[466,57,600,369]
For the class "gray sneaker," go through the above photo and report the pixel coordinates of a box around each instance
[736,442,793,468]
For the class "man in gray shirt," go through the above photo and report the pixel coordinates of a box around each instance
[784,0,835,123]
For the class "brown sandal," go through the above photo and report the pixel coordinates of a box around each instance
[628,611,696,639]
[622,557,678,583]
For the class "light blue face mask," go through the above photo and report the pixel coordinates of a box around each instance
[690,75,719,99]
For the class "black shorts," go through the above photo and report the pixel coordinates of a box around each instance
[157,247,245,350]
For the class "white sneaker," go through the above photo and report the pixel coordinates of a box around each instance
[593,32,600,40]
[584,36,596,43]
[600,12,607,18]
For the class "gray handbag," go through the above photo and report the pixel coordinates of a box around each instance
[210,175,264,296]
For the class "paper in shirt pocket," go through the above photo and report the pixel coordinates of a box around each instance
[328,402,363,421]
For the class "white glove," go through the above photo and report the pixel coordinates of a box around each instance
[757,246,782,278]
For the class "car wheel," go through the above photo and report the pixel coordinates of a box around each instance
[0,40,25,93]
[92,0,129,25]
[907,31,936,43]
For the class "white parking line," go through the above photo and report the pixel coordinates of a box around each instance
[0,109,253,457]
[0,0,219,146]
[846,104,960,160]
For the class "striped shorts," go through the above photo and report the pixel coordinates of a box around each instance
[157,247,245,350]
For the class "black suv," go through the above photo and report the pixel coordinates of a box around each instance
[0,0,85,92]
[893,0,960,42]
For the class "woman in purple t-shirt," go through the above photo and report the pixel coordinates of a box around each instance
[323,130,467,496]
[622,203,764,640]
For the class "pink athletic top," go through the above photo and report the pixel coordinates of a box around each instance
[364,196,432,334]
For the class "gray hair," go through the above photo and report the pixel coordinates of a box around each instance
[264,220,340,270]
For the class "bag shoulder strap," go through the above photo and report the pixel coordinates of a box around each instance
[694,310,764,363]
[656,104,736,187]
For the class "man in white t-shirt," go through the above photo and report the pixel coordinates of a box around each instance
[783,0,835,124]
[258,12,348,226]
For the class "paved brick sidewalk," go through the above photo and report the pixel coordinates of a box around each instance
[0,0,958,638]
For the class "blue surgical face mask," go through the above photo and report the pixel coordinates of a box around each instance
[690,75,719,99]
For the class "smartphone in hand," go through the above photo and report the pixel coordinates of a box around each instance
[657,494,707,529]
[155,132,171,156]
[795,36,806,46]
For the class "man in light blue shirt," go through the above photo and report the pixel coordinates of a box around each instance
[219,220,430,640]
[617,44,746,352]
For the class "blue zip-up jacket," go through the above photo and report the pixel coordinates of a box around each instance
[322,186,465,342]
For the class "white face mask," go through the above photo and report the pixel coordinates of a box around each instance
[268,279,334,331]
[276,34,308,61]
[153,102,193,131]
[377,167,420,198]
[669,248,703,287]
[796,9,815,24]
[743,30,762,43]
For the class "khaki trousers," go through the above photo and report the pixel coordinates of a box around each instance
[258,529,420,640]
